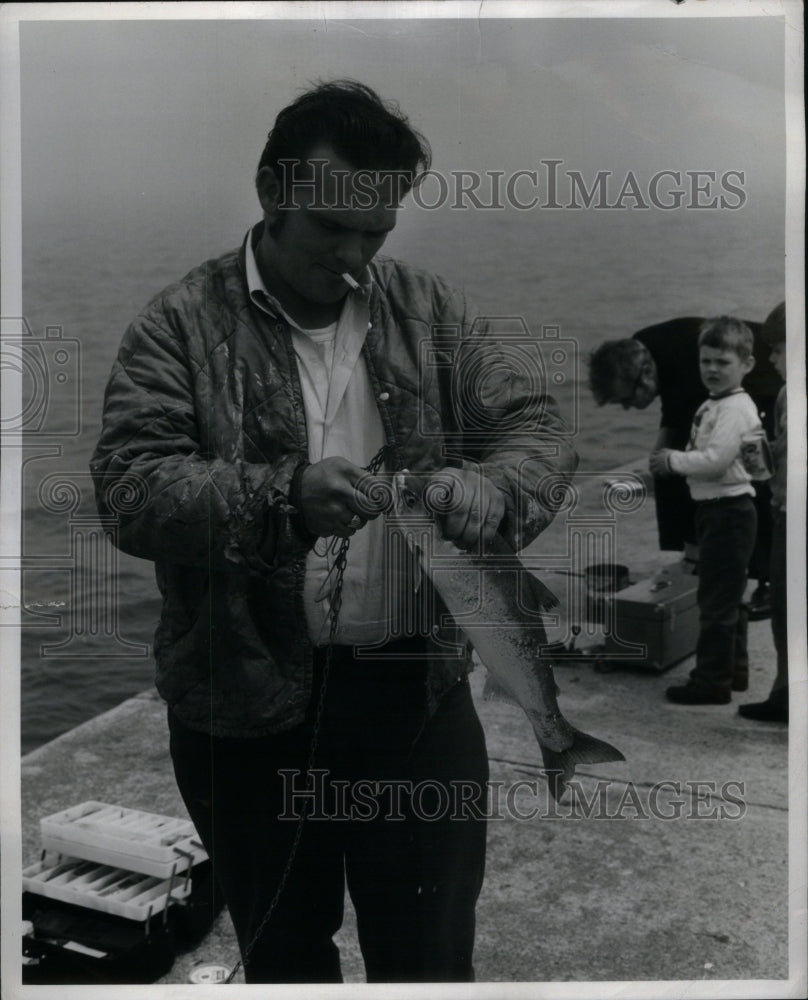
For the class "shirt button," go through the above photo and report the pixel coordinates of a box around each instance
[367,322,372,330]
[379,392,390,402]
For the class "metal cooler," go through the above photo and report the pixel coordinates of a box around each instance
[599,567,699,672]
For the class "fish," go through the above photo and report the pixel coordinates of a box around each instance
[387,471,625,799]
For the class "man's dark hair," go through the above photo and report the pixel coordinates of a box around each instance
[257,79,431,197]
[761,301,786,347]
[588,339,648,405]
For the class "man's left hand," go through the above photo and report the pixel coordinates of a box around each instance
[427,468,506,549]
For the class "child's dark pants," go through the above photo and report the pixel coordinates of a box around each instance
[691,495,757,694]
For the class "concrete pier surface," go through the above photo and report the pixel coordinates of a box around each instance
[16,463,800,991]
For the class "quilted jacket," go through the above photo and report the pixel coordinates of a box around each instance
[90,234,578,737]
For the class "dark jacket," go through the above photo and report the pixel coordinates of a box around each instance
[91,240,577,737]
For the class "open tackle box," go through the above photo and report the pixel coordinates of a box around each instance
[37,801,207,879]
[22,801,222,984]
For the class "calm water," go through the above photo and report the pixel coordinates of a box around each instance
[18,200,784,751]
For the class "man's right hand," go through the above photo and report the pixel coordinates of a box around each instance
[299,457,385,538]
[649,449,675,478]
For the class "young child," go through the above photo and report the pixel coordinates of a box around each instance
[740,302,788,722]
[650,317,761,705]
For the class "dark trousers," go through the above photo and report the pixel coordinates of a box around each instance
[168,645,489,984]
[654,474,697,550]
[691,495,757,693]
[748,481,773,583]
[769,507,788,700]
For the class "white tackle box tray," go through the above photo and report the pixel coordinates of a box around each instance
[22,856,190,921]
[40,801,207,878]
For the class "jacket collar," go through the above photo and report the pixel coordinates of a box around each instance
[241,222,372,327]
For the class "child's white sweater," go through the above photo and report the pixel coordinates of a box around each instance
[668,389,760,500]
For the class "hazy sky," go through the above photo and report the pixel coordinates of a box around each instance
[19,13,786,233]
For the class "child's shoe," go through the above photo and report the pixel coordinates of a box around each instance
[738,695,788,723]
[746,583,771,621]
[666,682,731,705]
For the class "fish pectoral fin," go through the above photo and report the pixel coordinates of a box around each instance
[482,673,522,710]
[539,727,625,801]
[526,574,560,613]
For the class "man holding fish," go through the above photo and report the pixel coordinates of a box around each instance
[91,80,596,983]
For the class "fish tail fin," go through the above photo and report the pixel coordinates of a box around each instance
[540,728,625,800]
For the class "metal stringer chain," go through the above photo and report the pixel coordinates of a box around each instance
[224,445,391,984]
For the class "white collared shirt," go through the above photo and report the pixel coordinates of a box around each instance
[244,228,392,645]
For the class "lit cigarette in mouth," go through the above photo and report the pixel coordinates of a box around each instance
[341,272,360,291]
